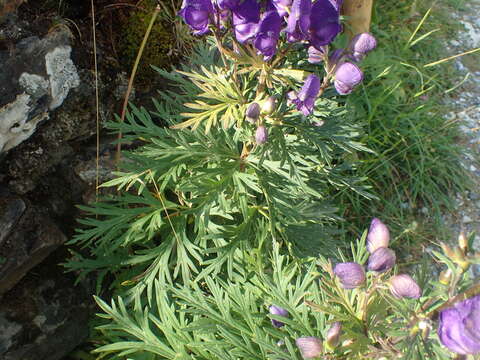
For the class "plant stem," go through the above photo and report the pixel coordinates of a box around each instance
[115,3,161,165]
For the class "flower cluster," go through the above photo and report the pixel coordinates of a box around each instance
[332,218,421,299]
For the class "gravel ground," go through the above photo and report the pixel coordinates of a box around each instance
[441,0,480,275]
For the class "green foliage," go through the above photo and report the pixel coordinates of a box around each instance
[66,42,371,295]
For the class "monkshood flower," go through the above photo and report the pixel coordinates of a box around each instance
[388,274,421,299]
[246,102,261,123]
[286,0,311,42]
[367,247,396,273]
[296,337,323,359]
[328,0,343,10]
[349,32,377,61]
[255,125,268,144]
[272,0,293,17]
[268,305,289,327]
[216,0,239,10]
[334,62,363,95]
[307,46,325,64]
[366,217,390,253]
[438,294,480,355]
[232,0,260,43]
[326,322,342,349]
[179,0,214,35]
[333,262,366,289]
[288,74,320,116]
[254,10,282,58]
[309,0,342,49]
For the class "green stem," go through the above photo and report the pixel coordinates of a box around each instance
[115,3,161,165]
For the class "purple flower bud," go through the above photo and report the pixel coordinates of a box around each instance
[255,125,268,144]
[254,10,282,58]
[179,0,214,35]
[246,102,261,123]
[309,0,342,49]
[366,218,390,253]
[438,294,480,355]
[272,0,293,17]
[326,322,342,349]
[367,247,396,273]
[269,305,289,327]
[333,262,366,289]
[289,74,321,116]
[296,337,323,359]
[262,96,276,114]
[307,46,325,64]
[349,32,377,61]
[334,62,363,95]
[232,0,260,43]
[286,0,311,42]
[388,274,421,299]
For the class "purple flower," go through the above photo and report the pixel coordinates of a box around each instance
[246,102,261,123]
[334,62,363,95]
[271,0,293,17]
[333,262,366,289]
[326,322,342,349]
[288,74,321,116]
[254,10,282,58]
[366,218,390,253]
[255,125,268,144]
[296,337,323,359]
[307,46,325,64]
[216,0,239,10]
[328,0,343,11]
[269,305,289,327]
[438,294,480,355]
[349,32,377,61]
[309,0,342,49]
[286,0,311,42]
[179,0,214,35]
[388,274,421,299]
[367,247,396,273]
[232,0,260,43]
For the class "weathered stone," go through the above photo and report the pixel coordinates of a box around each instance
[0,189,25,245]
[0,205,67,295]
[0,27,79,154]
[0,252,94,360]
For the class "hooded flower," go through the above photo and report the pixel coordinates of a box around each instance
[288,74,321,116]
[179,0,214,35]
[307,46,325,63]
[254,10,282,58]
[246,102,261,123]
[367,247,396,273]
[269,305,289,327]
[216,0,239,9]
[349,32,377,61]
[296,337,323,359]
[333,262,366,289]
[326,322,342,349]
[255,125,268,144]
[272,0,293,17]
[388,274,421,299]
[438,294,480,355]
[334,62,363,95]
[286,0,311,42]
[366,218,390,253]
[309,0,342,49]
[232,0,261,43]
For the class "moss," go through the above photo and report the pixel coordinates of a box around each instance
[119,0,177,86]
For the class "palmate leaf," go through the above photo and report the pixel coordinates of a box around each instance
[171,66,245,132]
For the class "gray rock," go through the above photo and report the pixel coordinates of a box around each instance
[0,203,67,296]
[0,255,94,360]
[0,27,79,154]
[0,189,25,245]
